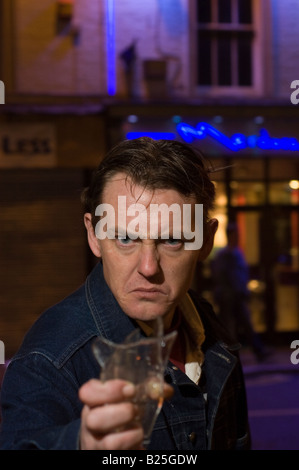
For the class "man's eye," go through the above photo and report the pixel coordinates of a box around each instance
[117,235,134,245]
[164,239,182,247]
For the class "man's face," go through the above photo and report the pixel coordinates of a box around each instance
[85,173,216,327]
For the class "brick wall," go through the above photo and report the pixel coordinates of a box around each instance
[271,0,299,98]
[6,0,299,101]
[12,0,190,99]
[0,168,88,357]
[115,0,189,98]
[14,0,106,95]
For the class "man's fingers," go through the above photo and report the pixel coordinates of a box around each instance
[79,378,173,409]
[79,379,135,407]
[82,401,139,433]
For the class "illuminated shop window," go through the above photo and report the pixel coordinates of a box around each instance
[230,181,265,206]
[269,182,299,205]
[196,0,253,87]
[211,181,228,248]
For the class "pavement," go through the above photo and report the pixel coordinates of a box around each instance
[240,345,299,450]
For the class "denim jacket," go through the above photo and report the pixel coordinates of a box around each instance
[0,262,251,450]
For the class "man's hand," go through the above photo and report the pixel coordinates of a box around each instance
[79,378,174,450]
[79,379,144,450]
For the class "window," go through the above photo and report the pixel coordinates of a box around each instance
[196,0,254,88]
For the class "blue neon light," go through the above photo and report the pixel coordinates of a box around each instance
[125,122,299,152]
[106,0,116,96]
[126,132,176,140]
[176,122,299,152]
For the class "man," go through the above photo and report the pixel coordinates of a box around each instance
[0,138,251,450]
[211,222,268,361]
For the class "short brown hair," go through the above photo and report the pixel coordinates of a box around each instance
[81,137,215,226]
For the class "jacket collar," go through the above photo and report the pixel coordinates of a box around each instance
[85,262,138,343]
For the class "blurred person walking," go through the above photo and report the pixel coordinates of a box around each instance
[211,222,268,362]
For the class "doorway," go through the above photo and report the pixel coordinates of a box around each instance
[229,207,299,335]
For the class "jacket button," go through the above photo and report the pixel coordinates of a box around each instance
[188,432,196,443]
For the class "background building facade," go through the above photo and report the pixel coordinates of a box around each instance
[1,0,299,355]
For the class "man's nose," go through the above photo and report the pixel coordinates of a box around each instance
[137,243,160,277]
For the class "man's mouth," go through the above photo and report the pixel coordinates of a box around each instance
[131,287,166,298]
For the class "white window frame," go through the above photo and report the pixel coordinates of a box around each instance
[190,0,264,98]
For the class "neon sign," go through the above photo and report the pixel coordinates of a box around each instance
[176,122,299,151]
[106,0,116,96]
[126,122,299,152]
